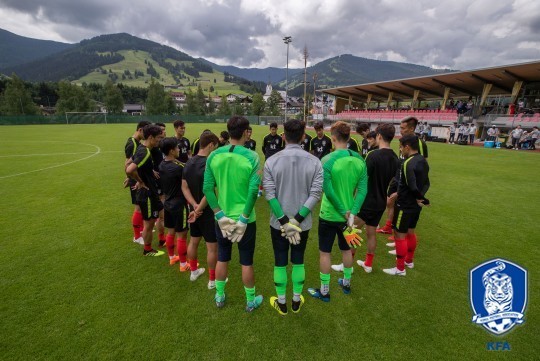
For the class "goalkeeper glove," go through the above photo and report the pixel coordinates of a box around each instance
[215,210,237,238]
[280,221,302,245]
[342,227,363,248]
[229,214,249,243]
[346,212,356,229]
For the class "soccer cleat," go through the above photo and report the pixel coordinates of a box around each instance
[356,260,373,273]
[179,263,191,272]
[307,288,330,302]
[215,293,226,308]
[388,249,397,255]
[207,280,216,290]
[143,249,165,257]
[291,295,305,314]
[190,268,206,281]
[387,236,395,241]
[331,263,344,272]
[386,242,396,247]
[246,295,263,313]
[133,237,144,245]
[383,267,406,276]
[169,256,180,266]
[376,225,393,234]
[405,261,415,269]
[270,296,288,315]
[337,278,351,295]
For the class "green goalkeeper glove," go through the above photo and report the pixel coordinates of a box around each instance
[342,227,363,248]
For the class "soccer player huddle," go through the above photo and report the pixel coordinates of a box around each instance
[123,116,430,315]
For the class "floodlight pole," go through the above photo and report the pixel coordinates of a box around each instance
[283,36,292,122]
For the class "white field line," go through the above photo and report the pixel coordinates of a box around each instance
[0,150,121,158]
[0,143,102,179]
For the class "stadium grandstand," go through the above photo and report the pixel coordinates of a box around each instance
[320,60,540,141]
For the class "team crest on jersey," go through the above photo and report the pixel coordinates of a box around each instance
[275,139,280,144]
[322,141,326,146]
[470,258,527,335]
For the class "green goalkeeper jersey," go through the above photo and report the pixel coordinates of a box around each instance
[320,149,368,222]
[203,144,260,222]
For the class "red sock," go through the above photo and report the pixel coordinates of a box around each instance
[189,258,198,271]
[405,234,418,263]
[132,210,143,239]
[385,219,392,228]
[176,238,187,263]
[165,234,175,257]
[209,269,216,281]
[395,238,407,271]
[365,253,374,267]
[158,232,165,242]
[144,244,152,252]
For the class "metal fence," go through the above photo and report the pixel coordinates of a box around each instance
[0,114,262,125]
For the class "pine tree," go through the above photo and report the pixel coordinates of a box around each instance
[0,74,38,115]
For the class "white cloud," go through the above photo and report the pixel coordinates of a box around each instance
[0,0,539,69]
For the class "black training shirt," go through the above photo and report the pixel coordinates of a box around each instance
[124,137,139,159]
[301,133,312,152]
[158,159,185,211]
[396,153,430,211]
[132,144,158,195]
[245,139,257,151]
[311,134,332,159]
[361,148,399,211]
[175,137,190,163]
[262,134,284,158]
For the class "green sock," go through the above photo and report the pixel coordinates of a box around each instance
[274,266,287,298]
[291,264,305,295]
[343,267,353,280]
[320,272,330,295]
[244,286,255,302]
[215,280,226,297]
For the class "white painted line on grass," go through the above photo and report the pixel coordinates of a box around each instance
[0,143,101,179]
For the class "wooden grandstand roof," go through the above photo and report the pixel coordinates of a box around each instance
[322,60,540,102]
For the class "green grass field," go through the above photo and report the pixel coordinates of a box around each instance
[0,123,538,360]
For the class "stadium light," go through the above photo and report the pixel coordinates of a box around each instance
[283,36,292,122]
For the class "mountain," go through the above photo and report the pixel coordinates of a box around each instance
[0,28,73,69]
[279,54,452,96]
[200,60,302,83]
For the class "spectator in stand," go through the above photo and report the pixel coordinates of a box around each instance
[456,100,465,114]
[423,123,431,141]
[518,131,531,149]
[510,125,523,150]
[449,99,455,110]
[468,123,477,145]
[530,126,539,150]
[466,97,474,114]
[449,123,456,144]
[415,122,423,137]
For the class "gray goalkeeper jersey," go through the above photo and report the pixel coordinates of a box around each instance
[263,144,323,231]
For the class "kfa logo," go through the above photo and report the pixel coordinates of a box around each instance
[322,141,326,146]
[470,258,527,335]
[275,139,280,144]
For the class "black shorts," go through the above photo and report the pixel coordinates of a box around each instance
[137,193,163,221]
[318,219,350,253]
[392,208,421,233]
[270,226,309,267]
[164,204,189,232]
[216,222,256,266]
[358,208,385,227]
[190,211,217,243]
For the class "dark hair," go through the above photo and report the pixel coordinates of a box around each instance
[173,120,185,128]
[356,123,369,133]
[137,120,151,130]
[160,137,178,156]
[330,121,350,142]
[401,116,419,129]
[399,134,419,150]
[227,116,250,140]
[269,122,278,129]
[155,122,166,128]
[143,124,163,139]
[366,131,377,139]
[220,130,230,141]
[314,121,324,130]
[284,119,305,144]
[200,132,220,148]
[376,124,395,142]
[247,126,252,131]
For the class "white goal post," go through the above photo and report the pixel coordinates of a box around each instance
[65,112,108,124]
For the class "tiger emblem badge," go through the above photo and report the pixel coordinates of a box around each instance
[470,258,527,335]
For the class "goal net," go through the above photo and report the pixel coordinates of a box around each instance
[65,112,108,124]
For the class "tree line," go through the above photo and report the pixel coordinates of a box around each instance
[0,74,291,117]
